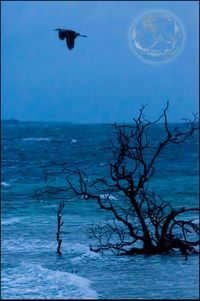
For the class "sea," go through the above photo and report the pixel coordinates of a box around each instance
[1,121,199,299]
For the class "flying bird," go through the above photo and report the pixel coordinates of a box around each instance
[54,28,87,50]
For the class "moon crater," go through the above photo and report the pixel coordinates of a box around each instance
[131,11,184,62]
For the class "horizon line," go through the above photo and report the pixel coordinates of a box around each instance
[1,118,191,125]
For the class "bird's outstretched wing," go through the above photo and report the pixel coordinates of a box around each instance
[58,31,66,40]
[66,36,75,50]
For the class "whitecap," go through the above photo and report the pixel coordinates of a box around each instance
[22,137,51,141]
[67,242,101,263]
[2,238,55,252]
[66,241,94,259]
[100,194,118,201]
[42,204,58,209]
[99,162,107,167]
[193,218,199,224]
[1,182,10,187]
[1,263,98,299]
[1,217,24,225]
[70,139,77,143]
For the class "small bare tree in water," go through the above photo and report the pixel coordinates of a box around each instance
[56,202,65,255]
[36,102,199,259]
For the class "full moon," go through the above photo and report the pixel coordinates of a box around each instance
[130,11,184,62]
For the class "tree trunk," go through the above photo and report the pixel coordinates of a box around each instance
[130,196,154,252]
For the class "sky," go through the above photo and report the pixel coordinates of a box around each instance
[1,1,199,123]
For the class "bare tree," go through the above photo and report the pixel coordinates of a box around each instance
[36,102,199,259]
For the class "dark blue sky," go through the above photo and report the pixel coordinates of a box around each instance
[2,1,199,122]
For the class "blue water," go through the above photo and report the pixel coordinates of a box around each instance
[1,122,199,299]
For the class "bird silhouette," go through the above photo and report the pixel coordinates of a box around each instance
[54,29,87,50]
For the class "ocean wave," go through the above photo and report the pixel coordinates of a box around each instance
[70,139,77,143]
[98,162,108,167]
[2,238,56,252]
[1,263,98,299]
[2,238,100,262]
[22,137,51,141]
[67,242,101,264]
[1,182,10,187]
[100,194,118,201]
[193,218,199,224]
[1,217,25,225]
[42,204,58,209]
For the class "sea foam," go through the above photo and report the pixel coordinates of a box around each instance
[1,263,98,299]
